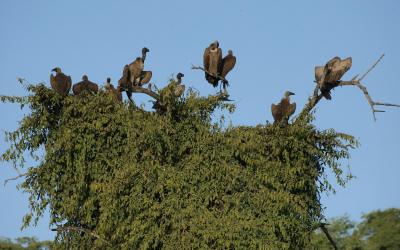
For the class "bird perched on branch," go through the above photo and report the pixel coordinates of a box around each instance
[50,67,72,96]
[174,72,185,97]
[105,77,122,102]
[271,91,296,125]
[73,75,99,95]
[203,41,236,94]
[128,47,150,86]
[315,56,352,100]
[203,41,222,87]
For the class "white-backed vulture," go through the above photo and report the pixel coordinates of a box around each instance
[128,47,150,86]
[271,91,296,125]
[50,67,72,96]
[174,72,185,97]
[315,56,352,100]
[105,77,122,102]
[203,41,222,87]
[72,75,99,95]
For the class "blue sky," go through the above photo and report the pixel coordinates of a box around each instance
[1,0,399,241]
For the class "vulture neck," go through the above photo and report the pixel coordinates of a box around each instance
[142,51,147,63]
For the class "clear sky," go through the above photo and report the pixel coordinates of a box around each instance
[0,0,399,241]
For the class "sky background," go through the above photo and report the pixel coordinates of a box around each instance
[0,0,399,241]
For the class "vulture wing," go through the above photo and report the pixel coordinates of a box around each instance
[221,54,236,78]
[174,84,185,97]
[323,56,352,83]
[50,74,57,90]
[203,47,210,72]
[288,102,296,117]
[314,66,324,84]
[140,71,152,85]
[271,104,282,124]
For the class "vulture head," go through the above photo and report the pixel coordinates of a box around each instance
[284,91,295,98]
[51,67,62,73]
[141,47,150,62]
[177,72,184,80]
[107,77,111,83]
[82,75,89,81]
[227,49,233,55]
[210,41,219,50]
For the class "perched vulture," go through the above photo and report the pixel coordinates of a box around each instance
[203,41,222,87]
[315,56,352,100]
[128,47,150,86]
[139,71,152,86]
[50,67,72,96]
[105,78,122,102]
[174,72,185,97]
[271,91,296,125]
[118,64,133,101]
[73,75,99,95]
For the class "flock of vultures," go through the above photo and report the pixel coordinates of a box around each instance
[49,41,352,124]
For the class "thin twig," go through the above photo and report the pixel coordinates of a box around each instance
[4,172,27,186]
[358,54,385,82]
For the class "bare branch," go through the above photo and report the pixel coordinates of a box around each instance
[4,172,27,186]
[131,85,159,100]
[191,64,228,84]
[358,54,385,82]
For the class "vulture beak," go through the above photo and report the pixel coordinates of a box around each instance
[51,68,57,72]
[289,91,295,96]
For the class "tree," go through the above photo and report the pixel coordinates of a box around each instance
[0,54,398,248]
[0,236,51,250]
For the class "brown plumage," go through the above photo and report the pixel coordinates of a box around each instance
[315,56,352,100]
[50,67,72,96]
[105,78,122,102]
[221,50,236,79]
[118,64,133,102]
[139,71,152,86]
[203,41,222,87]
[72,75,99,95]
[128,47,149,86]
[271,91,296,125]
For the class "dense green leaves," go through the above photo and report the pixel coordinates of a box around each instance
[1,82,357,249]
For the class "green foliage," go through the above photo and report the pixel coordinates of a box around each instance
[1,81,357,249]
[0,236,51,250]
[310,208,400,249]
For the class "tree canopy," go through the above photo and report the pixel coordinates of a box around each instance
[0,79,359,249]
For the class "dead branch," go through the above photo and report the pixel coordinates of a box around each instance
[51,226,111,246]
[191,64,229,84]
[4,172,27,186]
[297,54,400,122]
[131,85,159,100]
[320,223,338,250]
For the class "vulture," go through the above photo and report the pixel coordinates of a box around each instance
[128,47,150,86]
[73,75,99,95]
[271,91,296,125]
[50,67,72,96]
[315,56,352,100]
[105,78,122,102]
[203,41,222,87]
[174,72,185,97]
[118,64,133,101]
